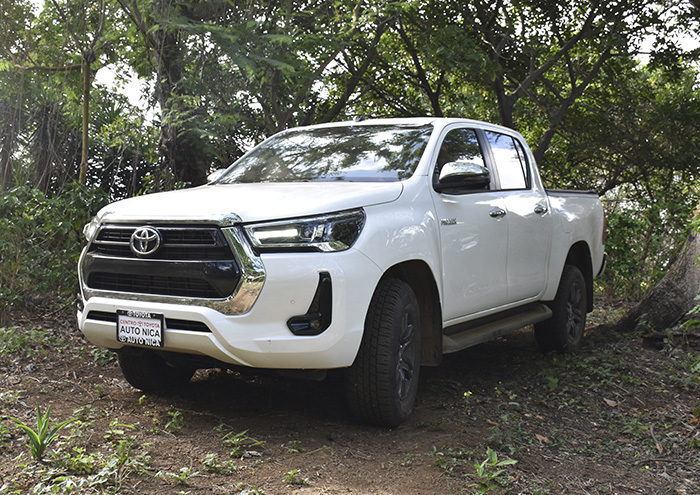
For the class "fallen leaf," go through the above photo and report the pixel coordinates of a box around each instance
[487,420,499,427]
[535,434,549,444]
[603,398,619,408]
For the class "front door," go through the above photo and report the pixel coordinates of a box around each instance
[431,127,510,322]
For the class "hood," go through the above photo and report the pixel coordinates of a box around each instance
[96,181,404,224]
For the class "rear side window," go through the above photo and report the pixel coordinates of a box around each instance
[484,131,530,190]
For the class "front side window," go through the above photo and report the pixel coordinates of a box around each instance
[435,128,486,171]
[217,124,433,183]
[484,131,530,190]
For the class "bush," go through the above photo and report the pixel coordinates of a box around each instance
[0,183,109,323]
[597,194,695,302]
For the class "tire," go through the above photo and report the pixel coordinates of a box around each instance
[535,264,587,353]
[345,278,421,427]
[117,347,195,392]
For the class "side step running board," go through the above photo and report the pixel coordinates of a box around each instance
[442,303,552,354]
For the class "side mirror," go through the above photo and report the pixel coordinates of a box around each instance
[434,162,490,192]
[207,169,226,183]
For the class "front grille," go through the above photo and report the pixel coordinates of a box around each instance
[88,272,220,298]
[83,224,240,299]
[86,310,211,333]
[92,225,233,261]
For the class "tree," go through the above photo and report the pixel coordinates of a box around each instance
[542,63,700,301]
[48,0,114,185]
[616,206,700,332]
[354,0,696,164]
[0,0,130,193]
[115,0,395,187]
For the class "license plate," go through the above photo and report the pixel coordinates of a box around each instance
[116,310,164,348]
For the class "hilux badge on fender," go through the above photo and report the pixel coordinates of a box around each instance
[130,226,162,257]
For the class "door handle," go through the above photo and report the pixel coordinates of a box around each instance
[534,203,548,214]
[489,207,506,218]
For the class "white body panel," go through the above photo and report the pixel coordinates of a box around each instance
[78,117,606,370]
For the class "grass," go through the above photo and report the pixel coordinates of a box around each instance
[0,327,61,360]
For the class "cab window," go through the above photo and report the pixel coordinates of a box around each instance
[484,131,530,190]
[434,128,489,187]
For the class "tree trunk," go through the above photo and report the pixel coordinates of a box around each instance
[78,55,91,185]
[0,101,17,192]
[616,224,700,333]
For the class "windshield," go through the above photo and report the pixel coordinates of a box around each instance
[217,124,433,183]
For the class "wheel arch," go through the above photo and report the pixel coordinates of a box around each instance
[564,241,594,313]
[381,260,442,366]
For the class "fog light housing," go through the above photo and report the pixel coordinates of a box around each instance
[287,273,332,336]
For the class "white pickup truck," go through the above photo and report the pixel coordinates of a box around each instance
[78,118,606,426]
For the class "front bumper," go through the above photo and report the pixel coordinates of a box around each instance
[78,251,382,369]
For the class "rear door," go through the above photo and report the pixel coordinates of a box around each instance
[482,131,552,301]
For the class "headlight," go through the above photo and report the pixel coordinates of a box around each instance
[83,217,100,242]
[245,209,365,252]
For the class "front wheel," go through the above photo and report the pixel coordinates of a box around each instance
[345,278,421,427]
[535,264,587,353]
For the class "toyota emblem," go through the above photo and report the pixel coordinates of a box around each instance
[130,227,162,257]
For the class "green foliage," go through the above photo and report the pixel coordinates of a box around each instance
[6,435,150,494]
[599,193,694,301]
[0,421,12,449]
[543,66,700,301]
[463,390,473,415]
[221,429,265,458]
[103,418,135,443]
[9,406,77,461]
[201,452,237,474]
[282,469,308,486]
[286,439,303,454]
[428,445,473,476]
[0,184,108,321]
[164,410,185,433]
[156,466,199,485]
[90,348,115,366]
[0,327,60,359]
[51,446,100,474]
[467,447,518,494]
[2,0,699,307]
[87,437,151,490]
[235,484,265,495]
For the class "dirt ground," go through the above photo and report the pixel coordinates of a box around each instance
[1,310,699,495]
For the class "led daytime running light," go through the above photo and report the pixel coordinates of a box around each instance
[245,209,365,252]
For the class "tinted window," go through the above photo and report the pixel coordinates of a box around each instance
[484,131,529,190]
[436,128,486,170]
[217,125,432,183]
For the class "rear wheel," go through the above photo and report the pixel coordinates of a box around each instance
[117,348,195,392]
[345,278,421,427]
[535,264,587,353]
